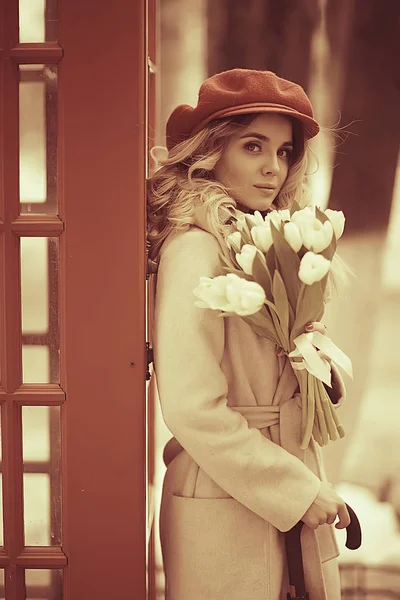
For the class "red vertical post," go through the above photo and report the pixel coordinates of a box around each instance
[59,0,147,598]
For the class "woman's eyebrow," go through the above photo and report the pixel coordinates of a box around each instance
[239,132,293,146]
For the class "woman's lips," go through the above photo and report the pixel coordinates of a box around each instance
[254,185,276,195]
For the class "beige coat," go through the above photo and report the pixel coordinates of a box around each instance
[152,206,346,600]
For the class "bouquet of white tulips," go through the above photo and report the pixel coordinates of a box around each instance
[193,203,353,449]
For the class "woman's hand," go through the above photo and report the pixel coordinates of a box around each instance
[301,481,351,530]
[305,321,327,335]
[275,320,327,356]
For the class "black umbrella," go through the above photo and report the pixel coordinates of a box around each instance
[285,503,362,599]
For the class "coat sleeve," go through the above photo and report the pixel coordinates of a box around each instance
[325,363,346,407]
[153,227,321,532]
[323,278,346,407]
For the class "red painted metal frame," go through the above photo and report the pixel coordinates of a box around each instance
[0,1,67,598]
[146,0,159,597]
[0,0,147,598]
[58,0,147,599]
[146,0,157,483]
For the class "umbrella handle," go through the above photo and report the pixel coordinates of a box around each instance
[344,502,362,550]
[285,502,361,598]
[293,502,362,548]
[290,501,362,546]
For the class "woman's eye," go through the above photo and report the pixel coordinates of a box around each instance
[244,142,262,153]
[278,148,292,159]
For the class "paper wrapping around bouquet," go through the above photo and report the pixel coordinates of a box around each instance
[288,331,353,385]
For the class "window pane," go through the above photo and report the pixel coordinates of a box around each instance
[0,569,4,600]
[23,407,50,462]
[22,346,50,384]
[21,238,49,335]
[19,0,58,42]
[19,65,58,215]
[23,406,61,546]
[25,569,63,600]
[21,237,60,384]
[23,474,50,545]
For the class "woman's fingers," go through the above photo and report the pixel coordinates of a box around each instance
[276,322,327,356]
[305,321,327,335]
[335,503,351,529]
[326,514,337,525]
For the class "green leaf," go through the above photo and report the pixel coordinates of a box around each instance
[241,318,277,343]
[315,206,337,260]
[290,281,324,344]
[256,297,287,350]
[320,237,337,261]
[287,300,295,331]
[244,214,256,231]
[219,252,233,269]
[221,266,253,281]
[265,245,277,277]
[270,307,288,350]
[297,246,308,260]
[229,246,241,267]
[272,270,290,341]
[263,298,281,317]
[251,251,274,302]
[240,228,253,245]
[290,200,302,216]
[270,222,300,313]
[243,309,279,342]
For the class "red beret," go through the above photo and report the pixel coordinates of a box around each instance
[166,68,320,150]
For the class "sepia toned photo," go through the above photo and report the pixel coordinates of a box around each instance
[0,0,398,599]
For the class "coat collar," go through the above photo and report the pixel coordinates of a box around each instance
[192,201,245,261]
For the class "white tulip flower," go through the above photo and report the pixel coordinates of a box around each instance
[263,209,290,229]
[298,251,331,285]
[291,206,315,227]
[226,231,243,253]
[274,208,291,222]
[324,209,345,240]
[284,222,303,252]
[236,244,258,275]
[236,210,264,231]
[193,276,235,311]
[250,225,273,253]
[225,274,266,316]
[252,210,265,226]
[193,273,265,316]
[299,218,333,253]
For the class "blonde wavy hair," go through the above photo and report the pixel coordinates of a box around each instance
[147,114,310,261]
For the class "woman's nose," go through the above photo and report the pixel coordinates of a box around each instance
[261,155,279,176]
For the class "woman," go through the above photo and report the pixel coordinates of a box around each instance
[148,68,350,600]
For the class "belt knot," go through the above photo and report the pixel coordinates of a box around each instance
[230,405,280,429]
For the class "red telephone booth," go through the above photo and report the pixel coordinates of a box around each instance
[0,0,155,597]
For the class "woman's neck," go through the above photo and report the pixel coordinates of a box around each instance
[235,202,274,218]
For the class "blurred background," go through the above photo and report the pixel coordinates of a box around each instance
[18,0,399,598]
[151,0,400,598]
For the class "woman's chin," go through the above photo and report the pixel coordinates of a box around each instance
[236,199,275,214]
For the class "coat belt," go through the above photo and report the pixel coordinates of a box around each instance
[229,404,281,429]
[232,398,328,600]
[231,394,305,463]
[163,395,329,600]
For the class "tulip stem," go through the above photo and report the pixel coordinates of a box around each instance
[319,382,338,441]
[313,374,329,446]
[312,418,323,446]
[327,397,346,438]
[300,371,314,449]
[300,371,307,436]
[270,309,288,352]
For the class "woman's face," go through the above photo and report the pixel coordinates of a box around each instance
[214,114,294,213]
